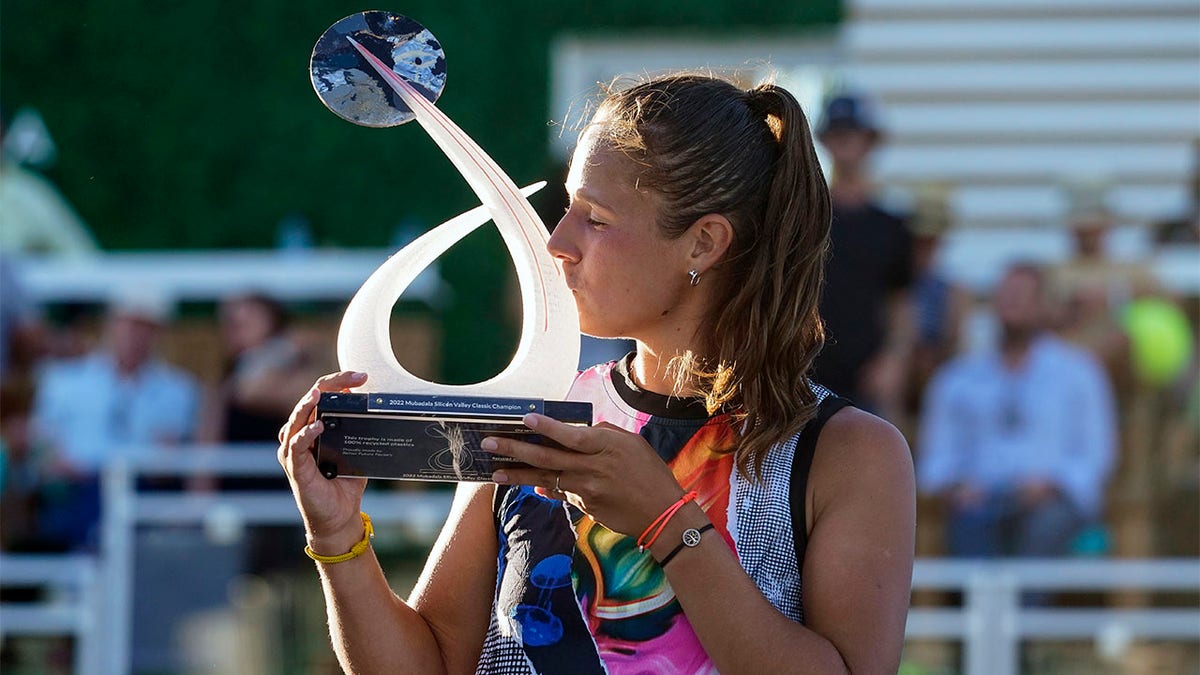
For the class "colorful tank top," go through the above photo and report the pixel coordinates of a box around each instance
[476,356,833,674]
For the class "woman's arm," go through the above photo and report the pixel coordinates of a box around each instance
[644,408,913,674]
[278,372,497,674]
[798,408,916,672]
[310,482,498,675]
[487,409,915,674]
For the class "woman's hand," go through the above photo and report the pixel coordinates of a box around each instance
[483,413,686,537]
[277,371,370,554]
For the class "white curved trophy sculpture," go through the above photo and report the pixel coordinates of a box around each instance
[310,12,580,400]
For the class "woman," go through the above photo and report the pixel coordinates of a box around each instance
[202,292,326,444]
[279,74,914,674]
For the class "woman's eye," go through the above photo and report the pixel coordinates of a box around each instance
[564,204,605,228]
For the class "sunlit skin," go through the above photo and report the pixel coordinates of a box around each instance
[551,132,690,341]
[550,125,733,393]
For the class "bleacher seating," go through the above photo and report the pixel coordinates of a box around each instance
[845,0,1199,232]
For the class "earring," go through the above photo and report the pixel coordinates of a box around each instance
[688,269,701,287]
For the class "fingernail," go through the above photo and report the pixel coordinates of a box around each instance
[308,420,322,432]
[481,438,497,451]
[492,470,509,484]
[351,371,368,379]
[523,413,540,429]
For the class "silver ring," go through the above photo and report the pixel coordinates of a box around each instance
[555,472,563,492]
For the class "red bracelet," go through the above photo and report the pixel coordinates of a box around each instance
[637,491,698,552]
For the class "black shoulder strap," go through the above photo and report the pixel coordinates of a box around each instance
[790,395,852,571]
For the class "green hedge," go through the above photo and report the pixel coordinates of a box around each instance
[1,0,839,381]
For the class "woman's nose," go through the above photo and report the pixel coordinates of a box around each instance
[547,212,580,264]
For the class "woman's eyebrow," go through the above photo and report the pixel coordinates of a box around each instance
[569,188,616,214]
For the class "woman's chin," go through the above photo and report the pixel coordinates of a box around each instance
[579,323,626,341]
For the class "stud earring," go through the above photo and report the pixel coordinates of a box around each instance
[688,269,701,287]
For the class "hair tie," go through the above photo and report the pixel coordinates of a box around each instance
[746,86,779,119]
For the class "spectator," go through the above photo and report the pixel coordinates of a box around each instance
[0,254,44,384]
[30,290,198,550]
[906,183,970,418]
[195,292,328,574]
[198,292,325,444]
[1051,177,1156,384]
[918,263,1117,557]
[811,92,914,421]
[0,387,42,551]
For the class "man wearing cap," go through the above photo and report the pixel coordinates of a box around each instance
[1052,177,1156,380]
[811,92,915,421]
[30,290,198,550]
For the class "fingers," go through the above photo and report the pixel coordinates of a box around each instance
[521,413,602,454]
[315,370,370,392]
[279,419,324,480]
[279,386,320,445]
[277,371,368,445]
[482,435,580,472]
[492,466,564,495]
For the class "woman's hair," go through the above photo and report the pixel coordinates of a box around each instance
[230,292,290,338]
[593,73,832,480]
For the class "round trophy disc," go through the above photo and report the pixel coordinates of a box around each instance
[310,11,447,127]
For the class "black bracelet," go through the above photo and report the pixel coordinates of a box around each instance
[659,523,714,568]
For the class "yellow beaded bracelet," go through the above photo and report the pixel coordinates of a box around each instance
[305,512,374,564]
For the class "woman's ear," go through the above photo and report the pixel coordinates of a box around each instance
[686,213,735,274]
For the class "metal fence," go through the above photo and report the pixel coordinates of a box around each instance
[1,447,1197,674]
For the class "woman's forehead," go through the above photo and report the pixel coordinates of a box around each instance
[566,133,647,197]
[566,160,656,222]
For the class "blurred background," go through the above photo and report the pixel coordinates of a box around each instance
[0,0,1197,673]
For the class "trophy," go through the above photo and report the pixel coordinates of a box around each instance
[307,11,587,482]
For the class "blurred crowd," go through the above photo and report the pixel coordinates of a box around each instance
[0,93,1198,571]
[0,283,331,554]
[810,93,1199,563]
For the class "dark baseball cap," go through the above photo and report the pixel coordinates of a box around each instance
[816,93,883,137]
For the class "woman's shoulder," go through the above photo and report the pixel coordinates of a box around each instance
[810,406,914,513]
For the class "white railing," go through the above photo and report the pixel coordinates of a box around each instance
[12,242,1200,309]
[0,554,102,675]
[98,446,455,674]
[1,446,1196,674]
[908,558,1200,675]
[12,249,447,304]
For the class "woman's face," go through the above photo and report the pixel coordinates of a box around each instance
[220,299,274,355]
[548,130,695,341]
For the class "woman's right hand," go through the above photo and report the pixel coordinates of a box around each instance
[277,371,370,555]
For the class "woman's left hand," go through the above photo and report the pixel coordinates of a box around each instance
[483,414,685,537]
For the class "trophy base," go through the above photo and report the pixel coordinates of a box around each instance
[313,392,592,482]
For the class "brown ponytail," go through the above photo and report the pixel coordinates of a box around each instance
[594,74,832,480]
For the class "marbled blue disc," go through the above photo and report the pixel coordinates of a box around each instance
[310,11,447,127]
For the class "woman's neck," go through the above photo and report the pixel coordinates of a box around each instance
[627,279,713,396]
[631,341,700,397]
